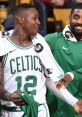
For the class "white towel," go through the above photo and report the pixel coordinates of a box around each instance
[62,25,77,42]
[0,31,64,82]
[32,33,64,82]
[0,30,16,56]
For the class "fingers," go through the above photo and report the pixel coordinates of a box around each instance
[14,90,24,94]
[79,108,82,114]
[12,96,23,102]
[10,90,26,106]
[13,99,26,106]
[56,79,66,89]
[74,100,82,114]
[12,96,26,106]
[75,108,82,114]
[64,74,72,83]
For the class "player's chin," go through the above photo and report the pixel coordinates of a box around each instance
[30,27,39,36]
[31,31,38,36]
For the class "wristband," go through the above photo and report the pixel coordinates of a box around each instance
[66,72,74,80]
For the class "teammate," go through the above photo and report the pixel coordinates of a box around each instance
[45,3,82,117]
[0,3,82,117]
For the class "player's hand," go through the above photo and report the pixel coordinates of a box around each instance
[56,74,72,89]
[10,90,26,106]
[73,100,82,114]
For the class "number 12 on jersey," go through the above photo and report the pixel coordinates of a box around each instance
[15,75,37,95]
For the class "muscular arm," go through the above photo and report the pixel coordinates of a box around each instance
[0,56,9,100]
[46,79,82,114]
[0,56,26,105]
[60,67,82,87]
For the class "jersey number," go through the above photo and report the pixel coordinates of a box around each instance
[15,75,37,95]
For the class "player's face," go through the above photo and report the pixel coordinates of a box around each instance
[70,9,82,37]
[21,8,40,37]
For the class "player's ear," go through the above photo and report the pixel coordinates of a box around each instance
[16,15,24,25]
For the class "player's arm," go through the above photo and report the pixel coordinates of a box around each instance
[57,67,82,88]
[0,56,25,105]
[46,79,82,114]
[0,56,8,100]
[46,40,73,88]
[56,73,73,88]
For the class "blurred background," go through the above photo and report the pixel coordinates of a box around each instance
[0,0,82,36]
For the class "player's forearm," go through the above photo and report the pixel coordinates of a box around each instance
[0,59,11,101]
[46,79,78,106]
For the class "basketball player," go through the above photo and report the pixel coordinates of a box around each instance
[0,3,82,117]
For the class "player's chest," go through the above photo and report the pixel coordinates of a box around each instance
[3,48,43,74]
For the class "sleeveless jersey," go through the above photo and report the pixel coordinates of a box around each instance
[1,36,46,107]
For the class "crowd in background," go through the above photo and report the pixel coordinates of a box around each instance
[1,0,82,34]
[0,1,82,117]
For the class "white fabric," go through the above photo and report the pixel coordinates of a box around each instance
[46,79,78,106]
[0,30,77,107]
[62,25,78,79]
[38,104,50,117]
[62,25,77,42]
[1,103,50,117]
[66,72,74,80]
[2,45,47,106]
[0,31,64,82]
[1,111,24,117]
[0,30,16,56]
[32,34,64,82]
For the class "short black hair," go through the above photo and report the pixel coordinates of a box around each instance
[71,3,82,15]
[2,3,35,31]
[13,3,35,16]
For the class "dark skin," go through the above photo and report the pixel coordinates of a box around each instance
[0,7,82,114]
[57,9,82,89]
[0,58,25,106]
[55,8,82,114]
[11,8,40,46]
[0,7,40,106]
[70,9,82,40]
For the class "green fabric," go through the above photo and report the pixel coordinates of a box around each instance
[0,103,1,116]
[18,92,39,117]
[45,32,82,117]
[1,105,21,112]
[46,89,58,117]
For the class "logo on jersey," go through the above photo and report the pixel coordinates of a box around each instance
[34,43,43,53]
[62,46,69,50]
[47,69,52,74]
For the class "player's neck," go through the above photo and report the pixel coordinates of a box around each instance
[10,29,32,46]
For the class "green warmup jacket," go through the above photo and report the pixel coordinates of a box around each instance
[45,32,82,117]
